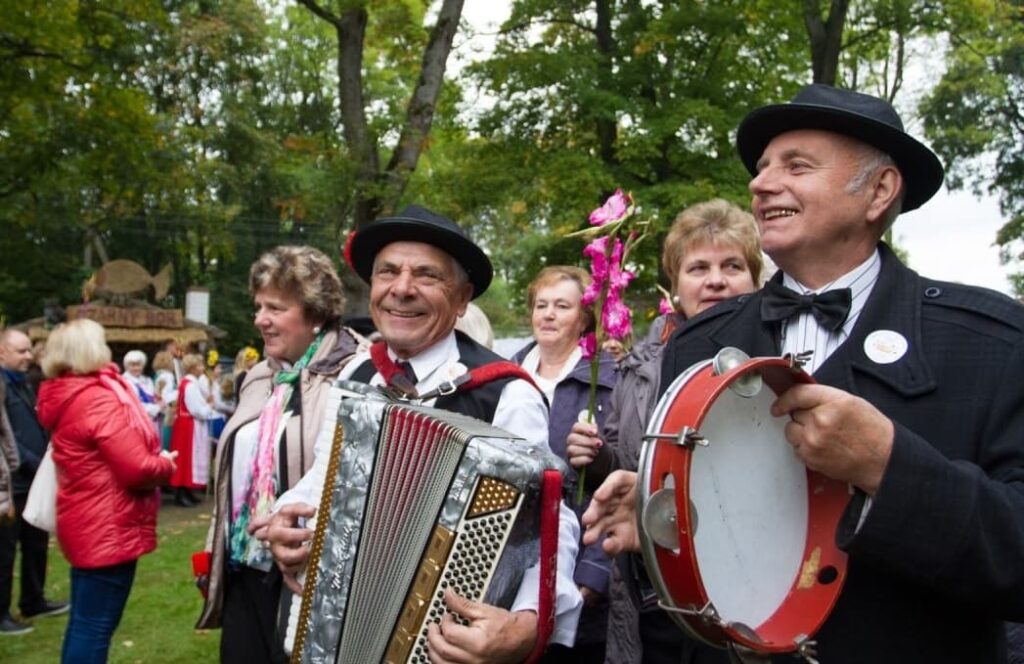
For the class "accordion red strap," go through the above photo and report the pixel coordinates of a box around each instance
[527,468,562,663]
[456,361,542,396]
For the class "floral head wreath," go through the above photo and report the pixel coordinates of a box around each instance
[243,346,260,363]
[206,349,220,368]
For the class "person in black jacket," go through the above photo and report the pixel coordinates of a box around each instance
[0,329,68,635]
[583,84,1024,663]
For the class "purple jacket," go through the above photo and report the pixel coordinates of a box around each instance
[513,342,618,645]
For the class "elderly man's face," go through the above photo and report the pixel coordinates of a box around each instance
[0,330,33,372]
[370,241,472,360]
[749,129,881,283]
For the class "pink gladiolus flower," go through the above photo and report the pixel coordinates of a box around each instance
[589,189,631,226]
[659,297,675,315]
[608,263,634,294]
[603,295,633,340]
[610,236,625,264]
[581,281,602,307]
[583,236,611,281]
[579,333,597,359]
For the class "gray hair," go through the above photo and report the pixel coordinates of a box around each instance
[123,349,147,367]
[846,145,904,230]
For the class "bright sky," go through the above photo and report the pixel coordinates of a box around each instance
[457,4,1017,297]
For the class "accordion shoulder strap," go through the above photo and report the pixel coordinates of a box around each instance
[418,359,546,404]
[364,341,545,403]
[527,468,562,663]
[454,361,542,397]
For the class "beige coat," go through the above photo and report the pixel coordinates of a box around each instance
[197,327,358,629]
[0,380,20,520]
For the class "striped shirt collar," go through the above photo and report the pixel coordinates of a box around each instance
[779,248,882,374]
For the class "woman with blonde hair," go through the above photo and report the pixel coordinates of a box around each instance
[36,319,176,663]
[197,245,360,663]
[168,353,217,507]
[232,346,259,397]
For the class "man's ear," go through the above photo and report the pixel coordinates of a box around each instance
[866,165,903,225]
[455,283,473,318]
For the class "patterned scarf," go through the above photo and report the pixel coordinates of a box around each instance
[228,332,324,568]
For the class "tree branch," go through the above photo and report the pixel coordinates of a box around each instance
[383,0,465,207]
[803,0,850,85]
[498,17,596,38]
[294,0,341,28]
[0,34,83,68]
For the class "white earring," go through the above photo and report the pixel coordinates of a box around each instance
[312,325,322,335]
[671,295,680,305]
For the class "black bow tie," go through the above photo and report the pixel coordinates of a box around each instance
[760,281,852,332]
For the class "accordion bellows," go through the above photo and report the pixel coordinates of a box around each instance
[286,381,564,664]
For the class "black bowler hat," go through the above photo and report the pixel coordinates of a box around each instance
[736,84,944,212]
[348,205,493,298]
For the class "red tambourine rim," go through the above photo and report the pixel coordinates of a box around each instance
[640,356,849,654]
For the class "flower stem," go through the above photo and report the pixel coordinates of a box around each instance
[577,227,617,506]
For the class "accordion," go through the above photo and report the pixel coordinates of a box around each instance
[285,381,564,664]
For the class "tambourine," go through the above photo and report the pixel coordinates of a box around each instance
[637,348,849,661]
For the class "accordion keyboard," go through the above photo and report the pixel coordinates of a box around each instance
[289,382,561,664]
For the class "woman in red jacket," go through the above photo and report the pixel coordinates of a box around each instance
[36,319,177,664]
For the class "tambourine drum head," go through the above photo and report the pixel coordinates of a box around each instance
[691,380,807,629]
[639,355,848,655]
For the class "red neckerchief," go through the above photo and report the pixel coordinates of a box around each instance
[369,341,418,397]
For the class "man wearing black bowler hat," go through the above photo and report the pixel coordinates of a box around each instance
[583,84,1024,662]
[269,205,583,662]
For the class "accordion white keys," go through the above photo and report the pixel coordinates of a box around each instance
[284,381,564,664]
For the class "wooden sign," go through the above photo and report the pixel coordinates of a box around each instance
[67,304,184,329]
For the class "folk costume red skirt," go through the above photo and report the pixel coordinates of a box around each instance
[169,375,212,489]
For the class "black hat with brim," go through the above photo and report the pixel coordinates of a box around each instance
[349,205,493,299]
[736,84,944,212]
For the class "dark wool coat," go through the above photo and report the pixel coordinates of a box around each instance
[658,244,1024,663]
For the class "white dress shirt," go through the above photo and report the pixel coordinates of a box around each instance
[277,331,583,645]
[779,249,881,526]
[779,249,881,374]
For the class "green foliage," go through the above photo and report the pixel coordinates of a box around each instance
[0,0,352,349]
[1,0,1019,344]
[418,0,807,299]
[920,0,1024,293]
[837,0,956,96]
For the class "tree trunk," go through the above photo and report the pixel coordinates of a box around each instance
[594,0,617,166]
[383,0,465,204]
[335,7,381,227]
[298,0,466,316]
[804,0,851,85]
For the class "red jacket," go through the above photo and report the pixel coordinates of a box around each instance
[36,364,174,569]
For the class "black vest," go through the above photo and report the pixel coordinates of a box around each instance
[349,332,512,423]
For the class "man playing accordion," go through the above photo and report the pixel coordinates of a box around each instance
[267,205,583,663]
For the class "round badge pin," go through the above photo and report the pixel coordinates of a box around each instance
[863,330,908,364]
[447,362,468,379]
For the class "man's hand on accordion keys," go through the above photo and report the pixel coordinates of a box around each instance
[267,501,317,594]
[425,587,537,664]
